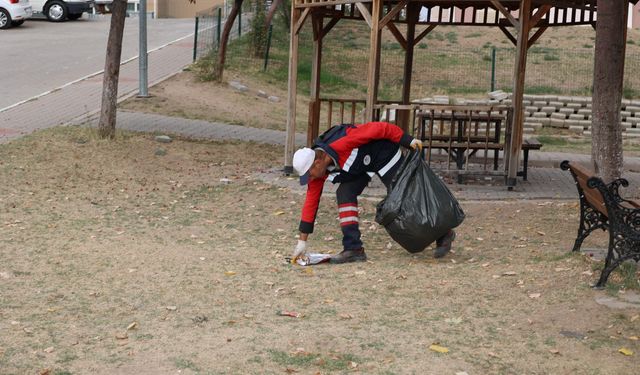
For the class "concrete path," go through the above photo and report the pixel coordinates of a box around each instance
[76,110,640,201]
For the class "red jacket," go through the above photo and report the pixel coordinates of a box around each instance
[299,122,414,234]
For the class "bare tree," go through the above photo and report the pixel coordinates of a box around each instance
[591,1,628,181]
[97,0,128,139]
[264,0,282,30]
[216,0,244,81]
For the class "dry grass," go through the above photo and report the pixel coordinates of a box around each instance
[0,126,638,374]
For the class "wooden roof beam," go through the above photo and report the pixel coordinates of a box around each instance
[498,25,517,45]
[386,22,407,50]
[529,5,551,29]
[528,25,548,46]
[355,2,372,28]
[321,16,341,39]
[414,24,437,45]
[295,0,371,9]
[490,0,520,28]
[294,7,311,35]
[379,0,408,30]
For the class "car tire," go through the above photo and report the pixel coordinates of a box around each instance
[0,8,12,29]
[46,0,68,22]
[68,13,82,20]
[12,20,25,27]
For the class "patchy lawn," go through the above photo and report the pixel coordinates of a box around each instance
[0,126,638,374]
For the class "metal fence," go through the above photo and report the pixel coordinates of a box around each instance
[193,4,254,61]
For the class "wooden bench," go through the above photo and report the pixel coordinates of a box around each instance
[424,137,542,180]
[518,138,542,181]
[561,160,640,288]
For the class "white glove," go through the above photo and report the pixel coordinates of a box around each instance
[410,139,423,151]
[292,240,307,259]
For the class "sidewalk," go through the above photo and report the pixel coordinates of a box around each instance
[0,37,193,143]
[77,110,640,201]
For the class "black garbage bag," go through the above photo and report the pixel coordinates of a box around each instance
[375,150,465,253]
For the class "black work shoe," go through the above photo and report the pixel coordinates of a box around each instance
[434,230,456,258]
[330,248,367,264]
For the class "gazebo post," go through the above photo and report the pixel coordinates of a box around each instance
[307,12,323,145]
[365,0,383,121]
[284,5,302,174]
[507,0,532,188]
[399,3,420,132]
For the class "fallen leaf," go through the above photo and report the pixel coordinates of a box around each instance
[43,347,54,353]
[529,293,541,299]
[488,352,499,358]
[273,211,285,216]
[502,271,517,276]
[39,369,51,375]
[278,311,302,318]
[482,263,490,267]
[619,348,634,356]
[126,322,137,331]
[536,231,546,236]
[115,333,128,340]
[555,267,570,272]
[582,270,594,276]
[549,349,560,355]
[630,315,639,322]
[166,306,177,311]
[349,361,358,369]
[339,314,353,320]
[628,336,638,341]
[224,271,237,276]
[476,237,484,241]
[428,344,449,353]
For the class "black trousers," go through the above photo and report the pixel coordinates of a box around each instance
[335,160,402,250]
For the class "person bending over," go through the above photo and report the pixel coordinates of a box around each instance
[292,121,455,263]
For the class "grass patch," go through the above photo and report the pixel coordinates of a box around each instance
[173,357,200,372]
[524,86,564,95]
[268,349,320,367]
[618,261,640,290]
[543,54,560,61]
[267,349,363,371]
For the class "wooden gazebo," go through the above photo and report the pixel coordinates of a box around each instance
[284,0,630,187]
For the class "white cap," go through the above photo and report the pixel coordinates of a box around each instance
[293,147,315,185]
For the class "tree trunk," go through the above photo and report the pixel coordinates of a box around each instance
[97,0,128,139]
[216,0,243,81]
[591,0,627,182]
[264,0,282,30]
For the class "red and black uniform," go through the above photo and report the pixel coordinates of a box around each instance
[299,122,415,251]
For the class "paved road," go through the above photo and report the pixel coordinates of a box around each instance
[0,15,194,109]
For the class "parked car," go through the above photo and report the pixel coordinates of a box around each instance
[0,0,33,29]
[30,0,93,22]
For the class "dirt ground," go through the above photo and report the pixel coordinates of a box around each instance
[0,126,638,374]
[120,71,296,133]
